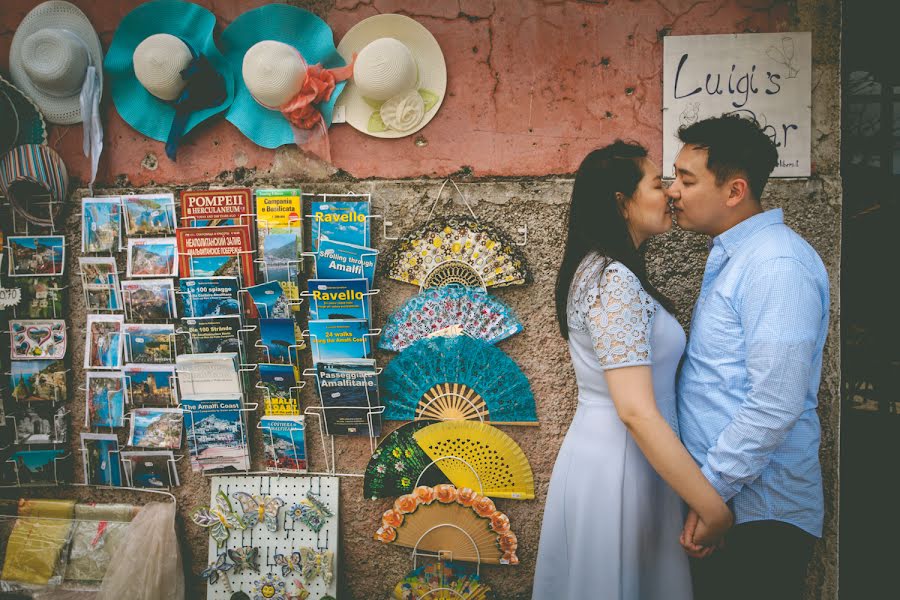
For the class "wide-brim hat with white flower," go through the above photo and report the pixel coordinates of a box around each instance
[9,1,103,125]
[104,1,234,160]
[335,14,446,138]
[221,4,350,150]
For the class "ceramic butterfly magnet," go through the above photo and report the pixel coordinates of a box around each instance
[233,491,285,532]
[288,579,311,600]
[228,545,260,574]
[200,552,234,592]
[274,551,301,577]
[252,572,287,600]
[191,490,246,547]
[299,547,334,585]
[288,492,333,533]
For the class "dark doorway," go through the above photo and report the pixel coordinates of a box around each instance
[839,1,900,598]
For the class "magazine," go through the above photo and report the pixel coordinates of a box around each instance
[181,395,250,472]
[79,257,122,311]
[122,193,176,236]
[308,319,371,364]
[85,315,125,369]
[175,225,254,286]
[124,365,177,406]
[7,235,65,277]
[82,197,122,252]
[259,363,299,415]
[9,359,67,402]
[307,278,370,321]
[314,238,377,286]
[121,278,176,320]
[179,277,240,318]
[180,188,251,227]
[121,450,179,488]
[128,407,183,449]
[175,352,241,396]
[80,433,122,487]
[310,199,370,249]
[13,403,69,444]
[124,323,175,364]
[259,415,307,472]
[315,359,381,436]
[182,316,242,355]
[85,371,126,428]
[126,237,178,278]
[9,319,67,360]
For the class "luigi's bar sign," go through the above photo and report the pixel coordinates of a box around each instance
[663,32,812,178]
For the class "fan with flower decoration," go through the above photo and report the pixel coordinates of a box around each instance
[363,420,451,500]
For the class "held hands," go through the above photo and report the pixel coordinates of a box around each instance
[680,507,733,558]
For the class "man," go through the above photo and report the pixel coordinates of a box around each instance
[667,114,829,600]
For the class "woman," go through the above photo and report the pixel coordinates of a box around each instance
[532,142,732,599]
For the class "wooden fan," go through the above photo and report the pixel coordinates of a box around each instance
[413,421,535,500]
[416,383,489,422]
[391,560,491,600]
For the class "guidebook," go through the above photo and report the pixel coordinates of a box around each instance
[178,277,240,318]
[180,188,251,227]
[315,358,381,436]
[306,278,369,321]
[175,225,255,286]
[259,415,307,472]
[182,316,242,355]
[314,238,377,286]
[255,188,302,234]
[308,319,371,364]
[310,199,370,249]
[181,395,250,472]
[259,363,299,415]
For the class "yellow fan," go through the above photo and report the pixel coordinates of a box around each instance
[413,421,535,500]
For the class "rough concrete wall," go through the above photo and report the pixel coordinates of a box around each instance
[0,0,840,599]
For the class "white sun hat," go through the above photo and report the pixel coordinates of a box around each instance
[241,40,309,108]
[132,33,194,102]
[9,1,103,125]
[335,14,446,138]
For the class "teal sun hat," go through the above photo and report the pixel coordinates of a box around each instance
[220,4,349,150]
[104,1,234,160]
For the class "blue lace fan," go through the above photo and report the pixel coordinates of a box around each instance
[382,335,537,424]
[379,285,523,352]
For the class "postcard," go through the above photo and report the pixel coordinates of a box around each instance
[124,323,175,364]
[315,359,381,436]
[16,277,64,318]
[10,319,66,360]
[246,280,290,319]
[82,197,122,252]
[314,238,377,286]
[2,449,68,485]
[310,199,370,249]
[308,319,371,364]
[121,278,176,320]
[9,359,67,402]
[128,407,183,449]
[122,193,176,236]
[307,278,370,321]
[259,318,298,365]
[7,235,65,277]
[182,316,242,355]
[80,256,122,311]
[124,365,177,406]
[81,433,122,487]
[259,363,299,416]
[85,314,125,369]
[175,353,241,397]
[178,277,240,318]
[85,371,126,428]
[127,238,178,278]
[121,450,179,488]
[181,395,249,472]
[260,415,307,472]
[180,188,251,227]
[175,225,254,285]
[13,403,68,444]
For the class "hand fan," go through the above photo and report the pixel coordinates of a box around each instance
[379,285,522,352]
[364,420,451,500]
[392,560,491,600]
[375,485,518,565]
[382,335,537,425]
[413,421,535,500]
[384,215,531,289]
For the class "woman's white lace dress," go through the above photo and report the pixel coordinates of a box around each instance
[532,255,692,600]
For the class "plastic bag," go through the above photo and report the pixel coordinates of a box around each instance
[65,503,138,583]
[1,499,75,586]
[96,502,184,600]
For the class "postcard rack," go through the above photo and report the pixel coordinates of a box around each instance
[78,445,183,490]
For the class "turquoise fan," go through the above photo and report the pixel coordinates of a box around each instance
[379,285,523,352]
[382,335,537,425]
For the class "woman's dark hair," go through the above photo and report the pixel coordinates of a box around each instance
[555,140,673,339]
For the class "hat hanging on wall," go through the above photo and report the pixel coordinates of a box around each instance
[105,1,234,161]
[335,14,446,138]
[220,4,351,160]
[0,144,68,228]
[9,1,103,188]
[0,75,48,156]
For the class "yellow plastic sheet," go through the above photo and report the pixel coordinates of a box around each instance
[1,499,75,585]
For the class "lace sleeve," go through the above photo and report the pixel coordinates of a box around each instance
[572,259,657,370]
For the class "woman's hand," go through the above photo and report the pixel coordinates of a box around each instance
[693,503,734,547]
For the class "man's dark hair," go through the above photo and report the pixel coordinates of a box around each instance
[677,114,778,200]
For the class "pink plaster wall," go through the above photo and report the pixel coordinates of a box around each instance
[1,0,791,186]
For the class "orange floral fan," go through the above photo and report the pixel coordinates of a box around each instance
[375,485,518,566]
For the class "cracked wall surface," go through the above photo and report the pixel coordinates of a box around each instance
[1,1,840,599]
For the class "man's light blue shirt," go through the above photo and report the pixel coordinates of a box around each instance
[677,208,828,537]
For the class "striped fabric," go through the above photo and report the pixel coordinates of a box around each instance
[0,143,68,227]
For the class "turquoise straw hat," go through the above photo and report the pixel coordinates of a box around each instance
[104,1,234,155]
[220,4,348,149]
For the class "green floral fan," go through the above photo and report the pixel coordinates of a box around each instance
[364,420,450,500]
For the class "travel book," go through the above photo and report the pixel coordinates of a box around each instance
[128,407,183,449]
[314,238,377,286]
[260,415,307,472]
[310,199,370,249]
[175,225,255,286]
[175,352,241,397]
[124,365,177,406]
[85,371,126,428]
[260,230,300,305]
[255,187,302,233]
[182,316,242,355]
[315,358,381,436]
[180,188,251,227]
[122,194,176,236]
[259,363,299,415]
[181,395,250,472]
[121,450,179,488]
[179,277,240,318]
[80,433,122,487]
[308,319,371,364]
[82,197,122,252]
[307,278,369,321]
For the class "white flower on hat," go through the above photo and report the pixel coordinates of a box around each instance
[380,90,425,132]
[133,34,193,102]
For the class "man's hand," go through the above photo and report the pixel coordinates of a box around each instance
[680,509,717,559]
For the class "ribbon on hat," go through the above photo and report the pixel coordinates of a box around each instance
[276,52,355,163]
[0,144,68,228]
[165,44,227,161]
[80,64,101,192]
